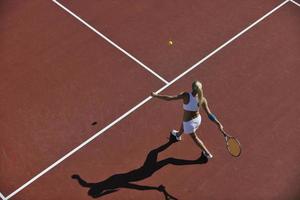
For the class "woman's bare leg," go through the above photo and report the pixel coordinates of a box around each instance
[177,124,184,137]
[189,133,212,156]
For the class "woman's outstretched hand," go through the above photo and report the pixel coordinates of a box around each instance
[218,124,226,135]
[220,126,228,137]
[218,124,224,131]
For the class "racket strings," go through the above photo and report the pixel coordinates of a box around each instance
[226,137,241,157]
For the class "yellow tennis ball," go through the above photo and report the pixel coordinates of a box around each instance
[168,40,173,45]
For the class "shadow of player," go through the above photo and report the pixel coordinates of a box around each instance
[72,134,208,199]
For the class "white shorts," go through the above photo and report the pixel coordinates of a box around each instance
[183,115,201,134]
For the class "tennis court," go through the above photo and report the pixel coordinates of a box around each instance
[1,1,300,199]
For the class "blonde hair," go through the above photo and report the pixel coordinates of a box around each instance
[192,81,204,104]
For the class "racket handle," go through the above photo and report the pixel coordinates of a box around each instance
[221,130,227,137]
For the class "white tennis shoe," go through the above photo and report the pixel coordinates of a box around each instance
[171,130,182,141]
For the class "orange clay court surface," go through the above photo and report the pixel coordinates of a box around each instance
[1,1,300,200]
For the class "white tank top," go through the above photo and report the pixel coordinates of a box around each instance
[183,92,199,111]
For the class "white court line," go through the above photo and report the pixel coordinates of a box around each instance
[290,0,300,7]
[0,193,7,200]
[52,0,169,84]
[6,0,289,199]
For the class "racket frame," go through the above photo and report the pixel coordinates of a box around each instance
[222,132,242,157]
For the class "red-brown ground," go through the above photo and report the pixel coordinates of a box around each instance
[1,1,299,200]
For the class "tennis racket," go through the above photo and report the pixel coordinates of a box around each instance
[221,131,241,157]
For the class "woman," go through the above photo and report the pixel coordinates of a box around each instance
[151,80,224,159]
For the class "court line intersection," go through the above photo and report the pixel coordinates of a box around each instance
[52,0,169,84]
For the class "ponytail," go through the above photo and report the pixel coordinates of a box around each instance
[197,86,204,104]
